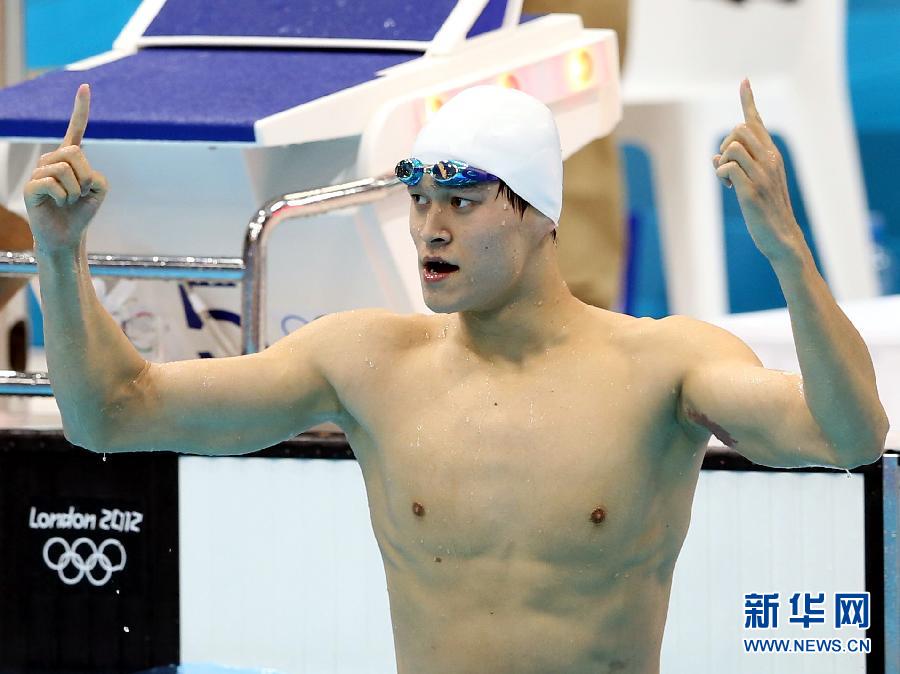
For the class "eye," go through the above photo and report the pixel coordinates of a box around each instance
[451,196,474,209]
[410,193,428,206]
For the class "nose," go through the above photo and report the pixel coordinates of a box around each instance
[416,202,451,245]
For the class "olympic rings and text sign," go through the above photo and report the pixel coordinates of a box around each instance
[28,506,142,587]
[29,506,142,533]
[42,537,127,586]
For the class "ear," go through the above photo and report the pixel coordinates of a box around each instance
[526,209,555,241]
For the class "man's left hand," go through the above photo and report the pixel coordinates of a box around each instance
[713,79,805,264]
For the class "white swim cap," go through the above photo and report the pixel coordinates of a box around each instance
[411,85,563,225]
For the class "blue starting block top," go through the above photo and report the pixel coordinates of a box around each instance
[140,0,509,45]
[0,0,519,144]
[0,48,416,142]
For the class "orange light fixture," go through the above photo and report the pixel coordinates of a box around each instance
[566,49,594,90]
[498,73,520,90]
[425,95,445,117]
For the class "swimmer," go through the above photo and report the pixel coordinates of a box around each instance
[25,81,887,673]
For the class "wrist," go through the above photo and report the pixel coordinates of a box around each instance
[766,225,811,268]
[771,240,819,291]
[34,236,86,260]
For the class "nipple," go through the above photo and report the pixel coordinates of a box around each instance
[590,507,606,524]
[412,501,426,517]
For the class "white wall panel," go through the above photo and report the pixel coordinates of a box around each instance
[179,458,867,674]
[178,457,396,674]
[662,470,866,674]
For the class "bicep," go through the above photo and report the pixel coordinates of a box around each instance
[674,319,839,468]
[98,318,345,455]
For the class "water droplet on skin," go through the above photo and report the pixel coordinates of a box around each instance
[115,589,120,595]
[102,453,107,462]
[123,626,130,633]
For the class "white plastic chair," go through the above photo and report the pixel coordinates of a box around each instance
[617,0,878,319]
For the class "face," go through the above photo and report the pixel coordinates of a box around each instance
[407,174,547,313]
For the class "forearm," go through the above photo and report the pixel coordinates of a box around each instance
[773,242,889,458]
[37,237,148,447]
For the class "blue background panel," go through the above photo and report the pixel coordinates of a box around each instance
[25,0,142,69]
[144,0,506,43]
[622,136,826,319]
[0,48,416,142]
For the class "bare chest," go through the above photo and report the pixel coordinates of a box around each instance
[346,346,698,567]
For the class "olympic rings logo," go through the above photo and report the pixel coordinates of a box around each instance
[42,537,127,586]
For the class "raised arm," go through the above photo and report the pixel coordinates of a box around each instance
[677,80,889,469]
[674,316,882,469]
[24,84,361,455]
[86,310,362,455]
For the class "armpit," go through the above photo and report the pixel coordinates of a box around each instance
[685,408,738,448]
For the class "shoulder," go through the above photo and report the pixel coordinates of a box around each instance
[654,314,762,366]
[276,307,428,357]
[663,315,771,435]
[593,310,758,364]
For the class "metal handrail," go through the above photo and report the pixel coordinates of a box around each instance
[0,252,245,281]
[0,173,402,396]
[241,173,401,353]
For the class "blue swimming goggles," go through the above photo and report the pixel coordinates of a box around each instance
[395,158,499,187]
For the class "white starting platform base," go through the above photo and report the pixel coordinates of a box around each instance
[0,0,621,362]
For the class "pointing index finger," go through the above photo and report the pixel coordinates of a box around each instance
[741,78,763,124]
[62,83,90,148]
[740,78,763,126]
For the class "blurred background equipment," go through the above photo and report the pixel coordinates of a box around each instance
[522,0,630,311]
[619,0,878,319]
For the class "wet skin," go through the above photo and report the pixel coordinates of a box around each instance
[30,85,883,673]
[329,308,709,674]
[309,177,718,673]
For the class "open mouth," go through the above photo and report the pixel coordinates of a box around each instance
[424,260,460,274]
[422,258,460,282]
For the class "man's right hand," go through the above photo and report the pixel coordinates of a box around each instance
[24,84,109,252]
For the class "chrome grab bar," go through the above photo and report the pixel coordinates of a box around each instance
[0,173,402,396]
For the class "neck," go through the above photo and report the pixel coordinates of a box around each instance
[452,240,585,363]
